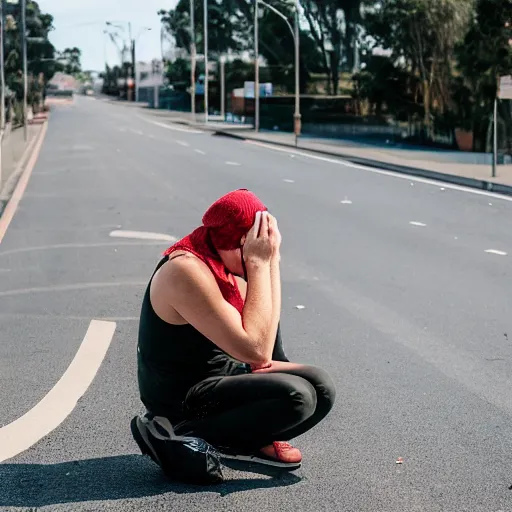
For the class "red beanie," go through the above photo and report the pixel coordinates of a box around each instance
[202,189,267,250]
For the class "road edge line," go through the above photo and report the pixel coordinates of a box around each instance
[0,117,49,244]
[213,130,512,198]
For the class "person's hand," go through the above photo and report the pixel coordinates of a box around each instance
[242,211,274,266]
[267,213,281,261]
[252,361,306,373]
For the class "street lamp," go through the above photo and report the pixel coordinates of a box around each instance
[190,0,196,116]
[219,55,226,119]
[106,21,149,102]
[203,0,208,122]
[254,0,260,132]
[1,0,6,132]
[21,0,27,140]
[254,0,301,141]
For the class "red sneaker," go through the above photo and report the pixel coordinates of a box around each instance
[261,442,302,464]
[219,442,302,470]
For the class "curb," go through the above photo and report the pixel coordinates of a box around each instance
[0,117,49,220]
[212,129,512,197]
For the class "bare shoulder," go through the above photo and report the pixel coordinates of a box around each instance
[154,252,220,302]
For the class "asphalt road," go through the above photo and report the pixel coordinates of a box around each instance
[0,96,511,512]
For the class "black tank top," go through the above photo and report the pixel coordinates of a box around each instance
[137,256,250,423]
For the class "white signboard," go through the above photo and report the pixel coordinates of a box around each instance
[499,75,512,99]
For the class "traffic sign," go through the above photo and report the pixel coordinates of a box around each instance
[498,75,512,99]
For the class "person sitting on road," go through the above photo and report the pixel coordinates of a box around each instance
[131,189,336,470]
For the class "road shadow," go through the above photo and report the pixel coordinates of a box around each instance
[0,454,302,508]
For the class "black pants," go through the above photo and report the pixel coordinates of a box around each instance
[173,364,336,453]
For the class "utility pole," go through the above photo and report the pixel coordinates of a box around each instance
[1,0,6,131]
[21,0,28,141]
[293,0,301,143]
[203,0,208,122]
[493,74,500,178]
[190,0,196,116]
[220,56,225,120]
[0,0,4,187]
[254,0,259,132]
[133,39,138,102]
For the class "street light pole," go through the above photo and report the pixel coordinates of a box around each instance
[254,0,259,132]
[190,0,196,116]
[256,0,301,139]
[220,56,225,119]
[1,0,6,131]
[21,0,28,141]
[203,0,208,122]
[294,0,301,143]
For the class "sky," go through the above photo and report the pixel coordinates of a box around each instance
[39,0,177,72]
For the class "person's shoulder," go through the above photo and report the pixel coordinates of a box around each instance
[160,252,216,293]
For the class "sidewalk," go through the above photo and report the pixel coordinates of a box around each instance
[0,125,38,191]
[0,113,48,215]
[107,100,512,195]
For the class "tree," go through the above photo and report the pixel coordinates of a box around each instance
[352,54,419,118]
[159,0,245,58]
[58,47,82,76]
[364,0,473,137]
[455,0,512,150]
[301,0,363,94]
[3,0,59,117]
[159,0,323,93]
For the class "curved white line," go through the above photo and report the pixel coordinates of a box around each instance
[0,241,167,258]
[0,281,147,298]
[0,320,116,462]
[0,313,139,321]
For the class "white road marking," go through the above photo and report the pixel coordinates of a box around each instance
[136,115,203,134]
[0,320,116,462]
[225,161,241,166]
[194,149,206,154]
[118,127,127,132]
[340,198,352,204]
[295,305,306,310]
[0,312,139,322]
[0,281,147,298]
[485,249,507,256]
[245,140,512,203]
[175,140,190,147]
[131,129,144,136]
[109,230,177,242]
[409,221,427,227]
[283,179,295,183]
[0,241,168,257]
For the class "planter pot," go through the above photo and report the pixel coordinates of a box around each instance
[455,128,473,151]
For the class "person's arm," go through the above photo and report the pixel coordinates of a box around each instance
[165,256,274,365]
[268,256,281,347]
[165,211,276,365]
